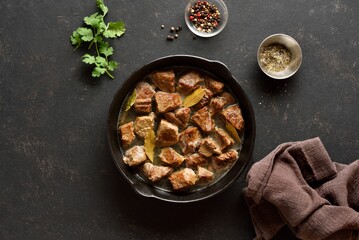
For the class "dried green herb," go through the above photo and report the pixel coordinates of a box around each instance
[144,130,155,162]
[225,121,241,143]
[183,88,206,107]
[124,90,136,111]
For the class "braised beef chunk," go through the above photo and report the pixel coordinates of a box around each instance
[150,71,176,93]
[154,91,182,113]
[142,162,173,182]
[123,146,147,166]
[197,166,214,181]
[164,112,183,128]
[134,98,152,113]
[164,107,191,128]
[212,149,239,169]
[205,77,224,94]
[175,107,191,126]
[191,106,215,133]
[198,137,222,157]
[134,82,156,113]
[178,126,202,155]
[119,121,135,146]
[221,92,236,105]
[215,127,235,150]
[168,168,198,190]
[221,105,245,131]
[186,153,208,168]
[194,88,213,109]
[134,112,155,139]
[209,91,236,112]
[155,120,179,147]
[178,71,204,94]
[210,96,227,112]
[159,147,186,167]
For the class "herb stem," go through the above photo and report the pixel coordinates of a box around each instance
[105,69,114,79]
[95,41,100,56]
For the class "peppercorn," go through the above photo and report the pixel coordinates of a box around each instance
[166,35,174,41]
[170,27,175,32]
[174,34,179,39]
[161,25,164,29]
[188,1,221,33]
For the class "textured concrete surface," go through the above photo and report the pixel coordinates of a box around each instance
[0,0,358,239]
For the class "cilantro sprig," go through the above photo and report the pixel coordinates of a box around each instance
[70,0,125,79]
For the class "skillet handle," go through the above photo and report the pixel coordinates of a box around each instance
[132,181,154,198]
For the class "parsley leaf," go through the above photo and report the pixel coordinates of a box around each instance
[70,0,125,79]
[77,27,94,42]
[84,13,102,28]
[103,21,126,38]
[70,30,82,49]
[107,61,118,71]
[96,0,108,16]
[92,67,106,77]
[99,42,113,57]
[82,54,96,64]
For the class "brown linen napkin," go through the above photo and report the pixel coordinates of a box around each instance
[244,137,359,240]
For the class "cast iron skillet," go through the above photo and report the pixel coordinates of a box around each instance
[107,55,256,203]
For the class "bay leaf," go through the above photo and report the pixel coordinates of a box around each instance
[183,88,206,108]
[226,121,241,143]
[144,129,155,162]
[124,90,136,111]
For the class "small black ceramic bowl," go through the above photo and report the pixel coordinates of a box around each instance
[107,55,255,203]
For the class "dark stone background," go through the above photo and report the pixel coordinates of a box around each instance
[0,0,358,239]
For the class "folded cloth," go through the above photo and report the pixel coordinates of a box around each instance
[244,137,359,240]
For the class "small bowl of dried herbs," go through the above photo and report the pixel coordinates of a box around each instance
[185,0,228,38]
[257,34,302,80]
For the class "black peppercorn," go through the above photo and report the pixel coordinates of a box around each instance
[188,1,221,33]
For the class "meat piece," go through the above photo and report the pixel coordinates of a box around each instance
[164,112,183,128]
[221,92,236,105]
[168,168,198,190]
[210,96,227,112]
[186,153,208,168]
[119,121,135,146]
[175,107,191,126]
[164,107,191,128]
[123,146,147,167]
[221,105,245,131]
[194,88,213,109]
[212,149,239,170]
[134,98,152,113]
[134,112,155,139]
[204,77,224,94]
[150,70,176,93]
[134,82,156,113]
[197,166,214,181]
[210,91,236,112]
[178,127,202,155]
[191,106,215,133]
[178,71,204,94]
[142,162,173,182]
[198,137,222,157]
[154,91,182,113]
[159,147,186,167]
[215,127,235,150]
[155,119,179,147]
